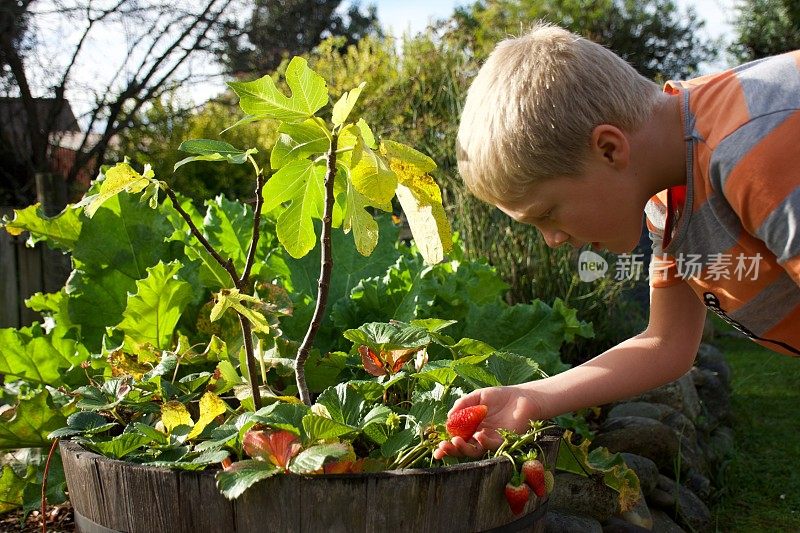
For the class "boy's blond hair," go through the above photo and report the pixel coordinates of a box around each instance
[457,24,661,204]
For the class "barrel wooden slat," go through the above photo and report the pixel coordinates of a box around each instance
[177,470,236,533]
[62,432,561,533]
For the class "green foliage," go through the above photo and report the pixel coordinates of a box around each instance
[305,30,646,362]
[731,0,800,61]
[447,0,717,79]
[216,0,382,75]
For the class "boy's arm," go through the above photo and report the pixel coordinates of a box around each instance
[521,279,707,420]
[435,280,707,458]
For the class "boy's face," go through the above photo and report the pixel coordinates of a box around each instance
[494,169,646,254]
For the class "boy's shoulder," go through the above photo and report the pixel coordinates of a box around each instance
[668,51,800,149]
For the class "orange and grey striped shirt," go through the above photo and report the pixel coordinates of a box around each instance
[645,51,800,356]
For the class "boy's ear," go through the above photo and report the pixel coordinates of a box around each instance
[590,125,629,169]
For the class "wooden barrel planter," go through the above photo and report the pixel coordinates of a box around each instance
[61,431,560,533]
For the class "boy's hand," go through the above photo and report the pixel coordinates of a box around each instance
[433,385,541,460]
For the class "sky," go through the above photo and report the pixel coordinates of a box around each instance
[373,0,736,57]
[35,0,738,128]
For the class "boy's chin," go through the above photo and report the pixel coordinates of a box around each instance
[604,239,641,255]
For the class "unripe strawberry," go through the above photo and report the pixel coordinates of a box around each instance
[544,470,555,495]
[445,405,488,439]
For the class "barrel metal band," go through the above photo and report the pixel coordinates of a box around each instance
[74,510,124,533]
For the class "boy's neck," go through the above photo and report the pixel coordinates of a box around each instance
[630,92,688,196]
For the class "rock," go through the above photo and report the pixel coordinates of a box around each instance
[692,367,732,425]
[608,402,665,420]
[684,470,712,502]
[620,453,659,497]
[626,373,701,422]
[701,426,736,466]
[695,343,731,387]
[593,417,680,474]
[618,487,653,530]
[602,516,651,532]
[647,485,676,509]
[650,508,686,532]
[609,402,699,449]
[549,472,619,523]
[543,510,603,533]
[648,475,710,532]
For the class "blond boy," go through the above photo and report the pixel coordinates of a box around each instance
[435,24,800,459]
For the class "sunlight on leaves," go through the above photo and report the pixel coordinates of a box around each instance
[228,57,328,123]
[77,162,154,218]
[187,392,227,439]
[161,401,193,434]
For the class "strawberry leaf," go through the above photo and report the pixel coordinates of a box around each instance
[216,459,280,499]
[289,442,352,474]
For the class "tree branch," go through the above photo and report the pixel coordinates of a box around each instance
[239,155,264,288]
[295,133,338,406]
[163,186,239,282]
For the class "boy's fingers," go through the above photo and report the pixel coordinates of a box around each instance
[474,429,503,451]
[449,393,481,416]
[433,441,454,460]
[451,436,485,458]
[433,436,486,459]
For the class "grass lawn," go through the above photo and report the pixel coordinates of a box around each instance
[710,329,800,531]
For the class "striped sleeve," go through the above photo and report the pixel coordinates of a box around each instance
[644,196,682,288]
[712,110,800,287]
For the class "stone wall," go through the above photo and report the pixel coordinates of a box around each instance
[543,343,735,532]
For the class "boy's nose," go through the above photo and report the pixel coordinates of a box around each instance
[542,229,569,248]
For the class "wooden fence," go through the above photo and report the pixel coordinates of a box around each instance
[0,206,71,329]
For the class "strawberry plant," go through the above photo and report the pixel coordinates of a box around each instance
[0,56,621,517]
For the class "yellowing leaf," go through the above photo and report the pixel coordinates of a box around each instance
[381,139,436,173]
[187,392,227,439]
[210,289,271,334]
[161,401,193,433]
[392,163,452,265]
[342,177,379,257]
[79,162,154,218]
[556,430,641,512]
[107,349,150,380]
[332,81,366,126]
[349,139,397,205]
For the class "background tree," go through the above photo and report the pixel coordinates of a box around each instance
[0,0,233,207]
[445,0,717,80]
[216,0,382,75]
[731,0,800,61]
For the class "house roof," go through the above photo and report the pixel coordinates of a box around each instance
[0,97,81,160]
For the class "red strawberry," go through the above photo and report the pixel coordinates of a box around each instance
[445,404,488,439]
[504,474,530,515]
[522,458,546,497]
